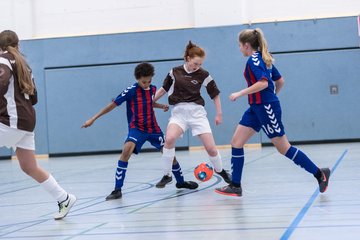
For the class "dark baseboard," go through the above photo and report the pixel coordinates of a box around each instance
[262,138,360,147]
[48,146,189,158]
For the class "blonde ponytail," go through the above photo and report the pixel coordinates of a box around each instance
[254,28,273,67]
[239,28,273,67]
[0,30,35,95]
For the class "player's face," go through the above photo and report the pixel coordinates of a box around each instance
[239,42,250,56]
[137,76,152,90]
[185,56,204,72]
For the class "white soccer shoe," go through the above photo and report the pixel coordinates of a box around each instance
[54,194,77,220]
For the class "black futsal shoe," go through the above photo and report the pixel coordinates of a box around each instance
[318,168,330,193]
[176,181,199,189]
[105,189,122,200]
[215,184,242,197]
[215,169,232,184]
[156,175,173,188]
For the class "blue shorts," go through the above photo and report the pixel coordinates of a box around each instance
[125,128,165,154]
[239,101,285,139]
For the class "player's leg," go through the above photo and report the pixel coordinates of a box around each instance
[157,124,198,189]
[271,135,330,193]
[188,106,231,184]
[215,107,260,197]
[14,129,76,220]
[150,133,181,188]
[160,123,183,178]
[197,132,231,183]
[16,147,76,220]
[215,125,256,197]
[106,140,136,200]
[258,102,329,193]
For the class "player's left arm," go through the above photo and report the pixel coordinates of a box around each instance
[153,102,169,112]
[272,65,284,95]
[274,77,284,95]
[204,76,222,126]
[212,95,222,125]
[29,76,38,105]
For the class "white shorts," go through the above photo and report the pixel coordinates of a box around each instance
[169,103,212,136]
[0,122,35,151]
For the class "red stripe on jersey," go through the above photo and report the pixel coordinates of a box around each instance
[136,88,144,131]
[145,90,153,133]
[130,98,136,129]
[153,117,161,133]
[247,66,262,104]
[244,70,253,104]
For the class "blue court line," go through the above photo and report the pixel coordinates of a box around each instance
[0,219,49,238]
[63,222,108,240]
[70,175,222,217]
[2,223,360,239]
[279,149,348,240]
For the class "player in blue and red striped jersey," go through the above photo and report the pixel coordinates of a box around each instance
[82,62,197,201]
[215,28,330,197]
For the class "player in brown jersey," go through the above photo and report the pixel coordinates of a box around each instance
[0,30,76,220]
[154,41,231,188]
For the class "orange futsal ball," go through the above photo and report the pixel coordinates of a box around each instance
[194,162,214,182]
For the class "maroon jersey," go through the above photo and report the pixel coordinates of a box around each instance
[0,52,37,132]
[162,65,220,106]
[113,83,162,134]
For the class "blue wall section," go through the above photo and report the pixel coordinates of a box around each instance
[1,16,358,156]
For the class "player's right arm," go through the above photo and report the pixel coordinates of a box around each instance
[154,87,166,102]
[82,85,133,128]
[81,102,117,128]
[154,70,173,102]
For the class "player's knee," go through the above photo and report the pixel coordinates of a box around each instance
[206,148,218,157]
[231,138,245,148]
[20,164,37,176]
[275,145,288,155]
[164,136,176,147]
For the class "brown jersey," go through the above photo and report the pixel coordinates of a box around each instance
[162,65,220,106]
[0,52,37,132]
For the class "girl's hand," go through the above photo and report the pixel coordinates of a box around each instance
[82,119,95,128]
[229,91,241,101]
[215,113,222,125]
[163,104,169,112]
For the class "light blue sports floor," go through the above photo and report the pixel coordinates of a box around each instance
[0,142,359,239]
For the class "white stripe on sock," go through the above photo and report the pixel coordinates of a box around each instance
[292,149,299,161]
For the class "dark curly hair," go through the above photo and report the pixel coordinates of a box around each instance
[134,62,155,80]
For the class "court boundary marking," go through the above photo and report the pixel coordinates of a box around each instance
[279,149,348,240]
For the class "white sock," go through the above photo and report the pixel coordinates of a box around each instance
[41,174,68,203]
[162,147,175,176]
[209,151,223,172]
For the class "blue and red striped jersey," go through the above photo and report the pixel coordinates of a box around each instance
[243,51,282,105]
[113,83,162,133]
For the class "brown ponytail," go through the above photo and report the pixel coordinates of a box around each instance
[183,41,205,61]
[0,30,35,95]
[239,28,273,67]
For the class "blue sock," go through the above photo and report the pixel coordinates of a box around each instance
[172,162,184,184]
[285,146,319,175]
[115,160,128,190]
[231,147,244,186]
